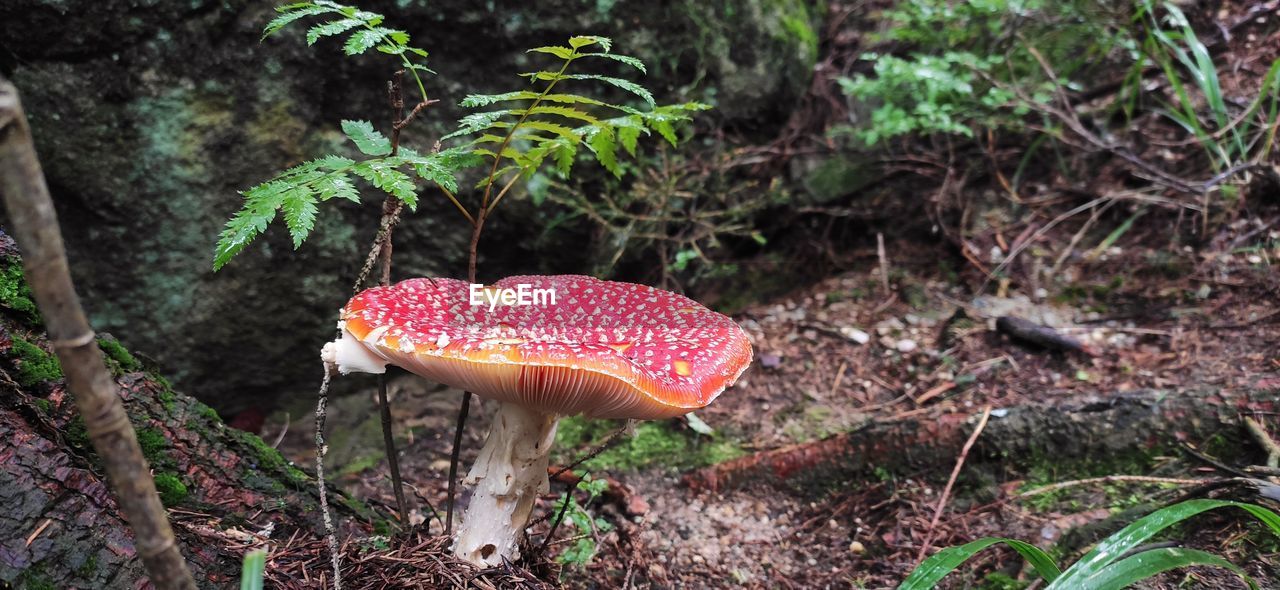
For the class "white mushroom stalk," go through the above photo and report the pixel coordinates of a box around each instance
[452,402,558,565]
[321,275,753,567]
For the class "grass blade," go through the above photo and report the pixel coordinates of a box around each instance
[1054,500,1280,587]
[1073,547,1256,590]
[240,549,267,590]
[897,537,1062,590]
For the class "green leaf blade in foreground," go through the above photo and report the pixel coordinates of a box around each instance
[1053,500,1280,587]
[1070,548,1256,590]
[240,549,267,590]
[341,120,392,156]
[563,74,655,107]
[897,538,1062,590]
[343,28,382,55]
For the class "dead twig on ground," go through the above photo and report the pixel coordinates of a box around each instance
[1017,475,1206,498]
[916,405,992,565]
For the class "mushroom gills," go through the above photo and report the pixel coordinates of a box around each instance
[453,401,560,566]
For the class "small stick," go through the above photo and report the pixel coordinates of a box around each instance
[1017,475,1205,498]
[995,316,1094,355]
[1244,416,1280,469]
[916,406,992,565]
[315,363,342,590]
[876,232,891,298]
[829,362,847,398]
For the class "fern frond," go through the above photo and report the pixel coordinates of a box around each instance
[580,53,647,74]
[561,74,655,107]
[341,119,392,156]
[352,160,418,209]
[306,17,361,45]
[280,187,319,248]
[568,35,611,51]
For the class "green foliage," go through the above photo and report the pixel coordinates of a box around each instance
[214,3,706,271]
[838,0,1130,146]
[899,500,1280,589]
[0,256,40,322]
[153,473,189,507]
[240,549,267,590]
[554,473,614,569]
[8,336,63,387]
[1135,0,1280,170]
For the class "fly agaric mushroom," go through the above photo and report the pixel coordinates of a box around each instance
[320,275,752,566]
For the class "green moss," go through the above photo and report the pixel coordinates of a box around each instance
[555,417,744,472]
[8,336,63,387]
[153,473,188,506]
[11,341,58,383]
[0,256,40,322]
[96,336,141,372]
[75,554,99,579]
[156,387,176,412]
[194,401,222,423]
[18,562,56,590]
[227,428,306,484]
[32,398,53,414]
[65,415,90,449]
[135,427,170,468]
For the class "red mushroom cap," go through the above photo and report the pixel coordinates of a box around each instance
[339,275,752,419]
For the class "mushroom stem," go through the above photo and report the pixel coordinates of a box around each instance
[453,401,559,566]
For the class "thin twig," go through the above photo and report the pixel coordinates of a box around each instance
[315,362,342,590]
[1017,475,1205,498]
[876,232,891,298]
[916,406,992,564]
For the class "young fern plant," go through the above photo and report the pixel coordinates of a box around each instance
[213,0,454,271]
[213,7,707,272]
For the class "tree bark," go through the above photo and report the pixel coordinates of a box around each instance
[685,389,1279,492]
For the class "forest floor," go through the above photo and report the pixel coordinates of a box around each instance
[275,204,1280,589]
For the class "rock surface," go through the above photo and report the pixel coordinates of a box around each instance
[0,0,820,413]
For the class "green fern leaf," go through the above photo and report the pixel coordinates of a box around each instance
[562,74,655,107]
[518,120,582,143]
[581,53,647,74]
[444,110,514,140]
[569,36,611,51]
[528,46,575,60]
[340,120,392,156]
[306,18,361,44]
[553,139,577,175]
[213,182,288,270]
[618,124,641,156]
[522,105,605,127]
[280,186,319,248]
[585,126,620,178]
[262,4,331,39]
[343,29,382,54]
[314,174,359,202]
[521,71,569,83]
[352,160,418,209]
[399,149,466,193]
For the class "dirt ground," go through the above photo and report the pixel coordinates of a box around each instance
[273,202,1280,589]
